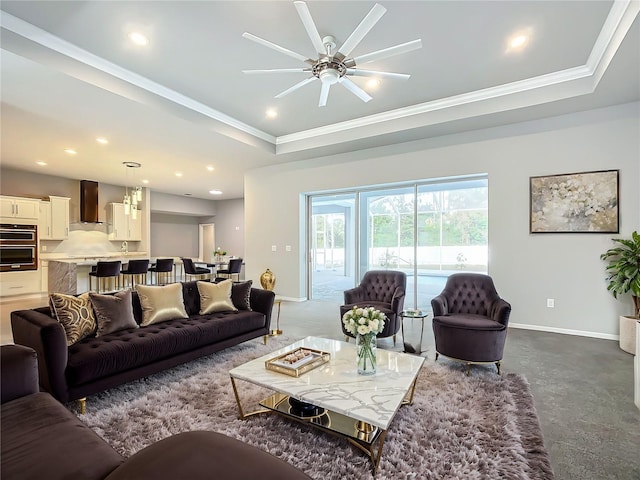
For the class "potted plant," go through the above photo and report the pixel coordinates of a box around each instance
[601,231,640,354]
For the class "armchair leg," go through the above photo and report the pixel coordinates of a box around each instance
[466,363,471,376]
[496,361,502,376]
[345,336,350,343]
[392,334,396,346]
[435,352,439,361]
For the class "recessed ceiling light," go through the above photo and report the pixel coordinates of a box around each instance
[266,109,278,119]
[36,161,47,166]
[128,32,149,46]
[209,190,223,195]
[96,137,109,144]
[366,79,380,90]
[142,179,149,184]
[505,29,532,53]
[206,165,215,172]
[175,172,183,177]
[510,35,528,49]
[64,148,77,155]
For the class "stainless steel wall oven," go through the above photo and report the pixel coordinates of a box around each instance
[0,224,38,271]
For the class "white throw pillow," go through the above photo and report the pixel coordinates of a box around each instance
[137,283,189,326]
[197,280,237,314]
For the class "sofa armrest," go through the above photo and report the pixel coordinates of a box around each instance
[250,288,275,330]
[1,344,39,403]
[105,431,311,480]
[344,286,364,304]
[390,286,406,314]
[431,294,448,316]
[11,309,70,403]
[490,298,512,326]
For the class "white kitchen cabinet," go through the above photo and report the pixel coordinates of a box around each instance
[40,197,70,240]
[0,196,39,221]
[0,270,41,296]
[108,203,142,241]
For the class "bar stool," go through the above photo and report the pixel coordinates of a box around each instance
[89,261,122,293]
[149,258,174,285]
[121,259,150,289]
[216,258,243,281]
[181,258,211,281]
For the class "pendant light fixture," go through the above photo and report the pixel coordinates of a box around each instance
[122,161,142,216]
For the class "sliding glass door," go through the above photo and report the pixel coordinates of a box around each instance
[307,176,488,310]
[309,193,356,302]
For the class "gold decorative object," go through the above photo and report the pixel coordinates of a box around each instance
[260,268,276,290]
[265,347,330,377]
[261,269,282,336]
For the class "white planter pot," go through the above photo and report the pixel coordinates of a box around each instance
[619,315,637,354]
[635,320,639,410]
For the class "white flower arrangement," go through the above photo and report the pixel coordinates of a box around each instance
[342,306,386,336]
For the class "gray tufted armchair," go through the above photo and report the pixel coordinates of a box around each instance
[339,270,406,344]
[431,273,511,375]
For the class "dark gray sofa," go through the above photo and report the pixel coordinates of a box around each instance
[10,281,275,407]
[1,344,312,480]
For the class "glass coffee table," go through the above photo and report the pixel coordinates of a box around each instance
[229,336,424,474]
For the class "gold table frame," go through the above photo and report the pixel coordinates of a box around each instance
[229,375,419,475]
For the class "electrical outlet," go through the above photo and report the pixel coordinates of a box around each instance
[547,298,555,308]
[271,245,277,252]
[285,245,292,252]
[42,245,47,252]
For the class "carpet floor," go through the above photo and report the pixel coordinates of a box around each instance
[76,336,554,480]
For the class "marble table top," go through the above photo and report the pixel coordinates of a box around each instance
[229,336,425,429]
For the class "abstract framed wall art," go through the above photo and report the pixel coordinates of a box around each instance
[530,170,619,233]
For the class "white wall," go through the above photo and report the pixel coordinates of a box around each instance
[245,102,640,338]
[213,199,245,259]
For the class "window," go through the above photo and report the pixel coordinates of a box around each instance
[307,176,488,310]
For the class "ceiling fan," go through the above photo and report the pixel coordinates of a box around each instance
[242,1,422,107]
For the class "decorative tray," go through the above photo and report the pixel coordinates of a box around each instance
[265,347,330,377]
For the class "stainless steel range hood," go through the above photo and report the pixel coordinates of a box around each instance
[80,180,100,223]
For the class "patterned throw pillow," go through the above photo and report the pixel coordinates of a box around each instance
[231,280,252,311]
[136,283,189,326]
[197,280,237,314]
[49,292,97,346]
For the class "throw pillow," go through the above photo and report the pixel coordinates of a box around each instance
[89,289,138,337]
[136,283,189,326]
[231,280,252,311]
[50,292,97,346]
[197,279,237,314]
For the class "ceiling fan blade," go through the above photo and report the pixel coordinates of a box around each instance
[319,82,331,107]
[339,77,372,103]
[346,69,410,81]
[274,77,317,98]
[243,68,311,74]
[242,32,311,63]
[351,39,422,66]
[336,3,386,59]
[294,1,326,54]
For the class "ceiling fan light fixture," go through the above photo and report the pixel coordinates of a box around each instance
[319,68,340,85]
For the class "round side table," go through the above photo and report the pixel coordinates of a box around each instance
[400,310,430,355]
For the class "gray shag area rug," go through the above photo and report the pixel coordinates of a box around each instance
[75,336,554,480]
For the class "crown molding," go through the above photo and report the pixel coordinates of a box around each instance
[276,0,638,152]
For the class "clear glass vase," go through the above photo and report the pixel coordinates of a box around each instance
[356,333,377,375]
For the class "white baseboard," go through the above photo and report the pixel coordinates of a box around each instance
[509,322,619,341]
[274,295,306,302]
